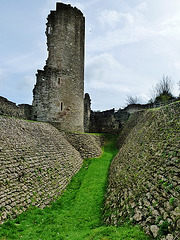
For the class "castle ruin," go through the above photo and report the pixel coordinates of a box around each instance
[32,3,85,132]
[0,2,126,134]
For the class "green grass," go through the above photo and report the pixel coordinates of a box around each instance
[0,134,151,240]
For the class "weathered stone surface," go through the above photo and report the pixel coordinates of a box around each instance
[90,109,122,134]
[150,225,159,238]
[176,219,180,229]
[32,3,85,132]
[104,102,180,239]
[62,131,103,159]
[0,115,101,223]
[133,210,143,221]
[84,93,91,133]
[165,234,174,240]
[0,96,32,120]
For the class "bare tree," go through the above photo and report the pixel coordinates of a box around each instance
[126,95,140,105]
[150,75,174,103]
[156,75,173,95]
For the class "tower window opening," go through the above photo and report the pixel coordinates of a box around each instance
[60,102,63,111]
[58,77,62,85]
[47,26,51,34]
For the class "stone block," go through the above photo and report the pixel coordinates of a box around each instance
[150,225,159,238]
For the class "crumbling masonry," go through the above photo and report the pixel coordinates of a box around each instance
[32,3,85,132]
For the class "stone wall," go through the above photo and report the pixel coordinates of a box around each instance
[0,116,84,223]
[104,102,180,239]
[120,103,152,114]
[0,115,104,223]
[90,109,121,134]
[62,131,103,159]
[0,97,32,120]
[116,111,144,149]
[89,101,179,134]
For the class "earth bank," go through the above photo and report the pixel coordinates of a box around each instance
[104,102,180,239]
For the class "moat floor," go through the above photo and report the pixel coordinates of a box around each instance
[0,135,151,240]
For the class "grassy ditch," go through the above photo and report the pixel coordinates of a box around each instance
[0,134,150,240]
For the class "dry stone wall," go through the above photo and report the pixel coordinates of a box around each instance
[0,116,84,223]
[116,111,144,149]
[62,132,103,159]
[104,102,180,239]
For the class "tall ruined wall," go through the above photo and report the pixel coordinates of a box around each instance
[90,109,121,134]
[0,97,32,120]
[84,93,91,132]
[0,116,83,223]
[104,102,180,239]
[32,3,85,132]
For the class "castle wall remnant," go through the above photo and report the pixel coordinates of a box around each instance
[32,3,85,132]
[0,96,32,120]
[90,109,122,134]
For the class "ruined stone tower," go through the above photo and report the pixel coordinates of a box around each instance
[32,3,85,132]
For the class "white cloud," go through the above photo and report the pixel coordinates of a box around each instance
[88,1,180,57]
[98,7,138,30]
[88,25,156,52]
[3,51,45,74]
[99,10,123,29]
[88,2,157,52]
[85,50,166,107]
[135,2,147,12]
[85,53,137,94]
[159,13,180,38]
[16,76,35,91]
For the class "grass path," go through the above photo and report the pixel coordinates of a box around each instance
[0,135,151,240]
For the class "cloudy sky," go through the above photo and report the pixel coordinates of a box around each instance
[0,0,180,110]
